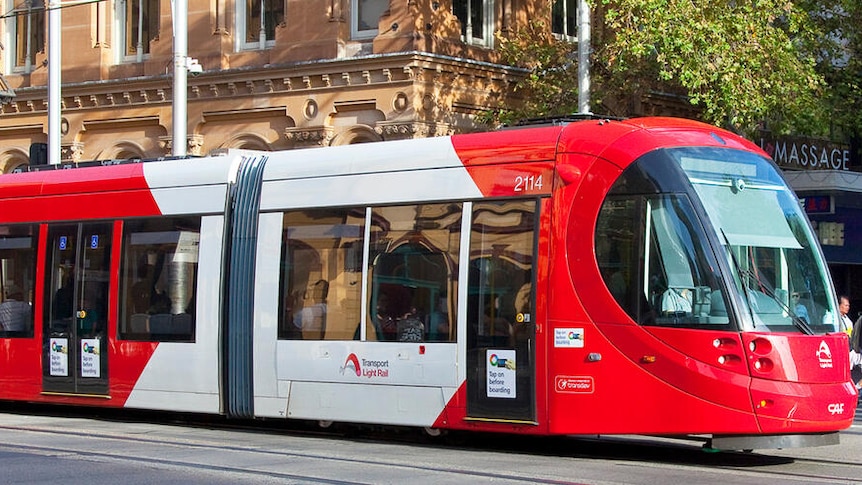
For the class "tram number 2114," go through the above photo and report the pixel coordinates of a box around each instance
[514,174,543,192]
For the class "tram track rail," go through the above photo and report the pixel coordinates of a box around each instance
[1,403,859,484]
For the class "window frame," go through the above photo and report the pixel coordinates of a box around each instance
[118,216,201,343]
[6,0,45,73]
[236,0,284,51]
[452,0,495,48]
[551,0,577,40]
[350,0,387,40]
[277,203,463,343]
[0,224,38,339]
[114,0,160,63]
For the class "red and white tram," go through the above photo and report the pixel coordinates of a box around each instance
[0,117,854,450]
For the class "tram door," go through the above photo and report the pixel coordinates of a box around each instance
[466,200,537,422]
[42,223,112,396]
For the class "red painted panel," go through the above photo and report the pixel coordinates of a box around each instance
[741,332,850,384]
[556,119,640,163]
[0,164,161,223]
[450,128,558,198]
[0,192,162,223]
[0,338,43,400]
[751,379,856,432]
[545,330,760,435]
[0,217,159,408]
[450,127,562,166]
[464,162,555,197]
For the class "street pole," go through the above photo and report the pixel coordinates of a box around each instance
[577,0,590,115]
[47,0,61,164]
[172,0,188,157]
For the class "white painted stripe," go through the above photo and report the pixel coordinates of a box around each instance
[262,136,462,181]
[285,381,456,427]
[253,212,284,400]
[150,185,230,215]
[141,153,240,189]
[126,216,224,410]
[260,167,484,210]
[142,151,244,215]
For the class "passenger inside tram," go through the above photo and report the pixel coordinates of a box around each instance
[298,279,328,340]
[0,284,31,332]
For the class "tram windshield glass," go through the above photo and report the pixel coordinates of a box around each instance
[674,147,838,334]
[596,146,838,334]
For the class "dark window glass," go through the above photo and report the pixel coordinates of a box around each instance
[119,217,200,341]
[0,225,37,338]
[278,208,365,340]
[369,203,462,342]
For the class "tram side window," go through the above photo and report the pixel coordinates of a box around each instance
[466,200,536,348]
[595,199,639,319]
[368,203,461,342]
[0,225,37,338]
[119,217,200,342]
[278,208,365,340]
[596,196,730,329]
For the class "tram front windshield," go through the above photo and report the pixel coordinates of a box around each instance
[595,146,838,334]
[675,148,839,334]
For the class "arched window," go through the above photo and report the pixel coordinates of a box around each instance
[1,149,30,173]
[221,134,272,151]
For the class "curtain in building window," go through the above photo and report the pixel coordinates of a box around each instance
[125,0,159,56]
[552,0,576,37]
[245,0,284,44]
[14,0,45,68]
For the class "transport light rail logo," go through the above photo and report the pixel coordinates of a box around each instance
[341,354,361,376]
[817,341,833,369]
[340,353,390,379]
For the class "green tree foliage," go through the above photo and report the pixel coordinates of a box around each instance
[487,0,860,140]
[598,0,826,136]
[802,0,862,144]
[479,20,582,127]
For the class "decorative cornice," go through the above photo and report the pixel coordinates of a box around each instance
[0,53,526,116]
[158,134,205,156]
[284,126,333,147]
[374,121,452,140]
[61,141,85,163]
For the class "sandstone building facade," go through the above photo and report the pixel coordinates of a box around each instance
[0,1,584,171]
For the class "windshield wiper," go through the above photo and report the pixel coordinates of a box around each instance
[739,267,815,335]
[720,230,815,335]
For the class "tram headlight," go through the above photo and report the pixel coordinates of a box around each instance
[753,357,774,372]
[748,338,773,355]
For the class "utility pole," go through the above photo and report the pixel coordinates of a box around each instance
[47,0,61,164]
[172,0,188,157]
[577,0,591,115]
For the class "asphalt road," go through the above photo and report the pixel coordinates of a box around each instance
[0,403,861,485]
